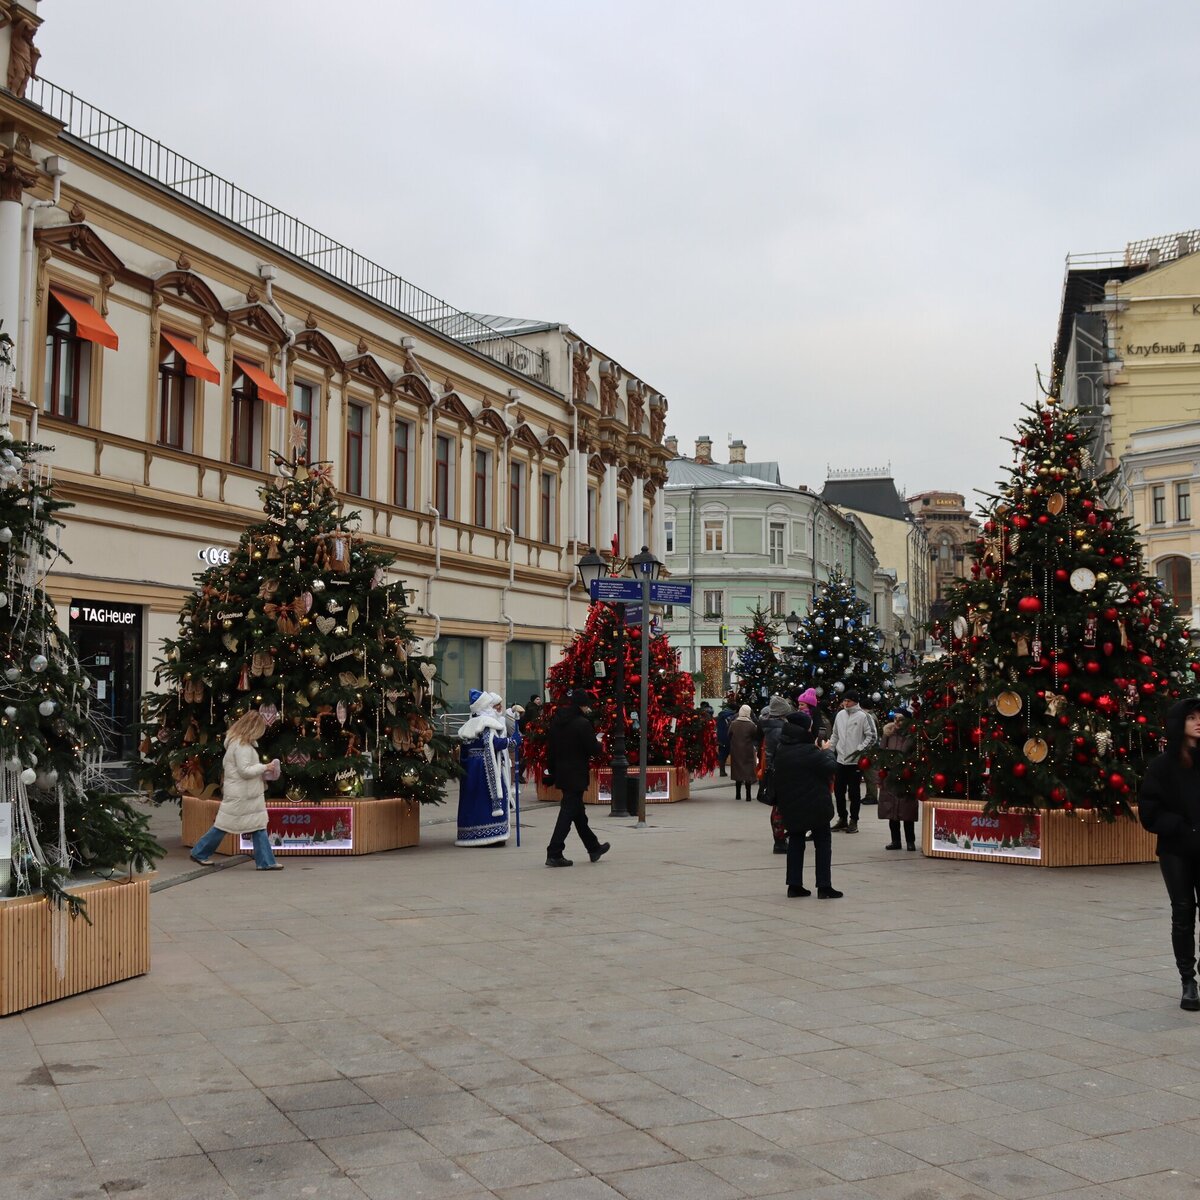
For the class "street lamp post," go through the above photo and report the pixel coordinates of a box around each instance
[898,628,911,673]
[576,549,629,818]
[629,545,662,826]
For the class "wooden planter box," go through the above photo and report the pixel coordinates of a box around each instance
[0,877,151,1016]
[534,766,690,805]
[921,798,1156,867]
[182,795,420,857]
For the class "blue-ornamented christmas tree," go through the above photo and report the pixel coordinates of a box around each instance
[772,572,895,707]
[734,603,781,709]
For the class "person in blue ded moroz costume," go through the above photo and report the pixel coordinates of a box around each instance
[456,690,515,846]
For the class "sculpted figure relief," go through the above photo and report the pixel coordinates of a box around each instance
[5,11,40,98]
[599,366,620,418]
[572,345,593,405]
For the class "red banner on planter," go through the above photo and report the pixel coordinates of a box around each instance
[596,767,671,804]
[239,806,353,853]
[930,806,1041,860]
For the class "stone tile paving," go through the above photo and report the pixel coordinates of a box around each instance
[2,781,1199,1198]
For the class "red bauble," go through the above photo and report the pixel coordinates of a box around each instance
[1077,692,1094,706]
[1139,654,1153,666]
[900,766,914,780]
[1108,772,1124,789]
[1141,682,1157,695]
[953,780,966,795]
[916,785,927,800]
[1112,555,1126,567]
[932,772,947,790]
[877,768,888,781]
[858,756,871,771]
[1102,642,1114,656]
[1037,515,1049,525]
[1012,515,1031,530]
[1050,786,1066,802]
[1012,762,1027,777]
[1104,607,1119,620]
[1085,661,1101,674]
[1054,661,1071,678]
[1095,694,1118,714]
[1017,596,1042,614]
[1055,569,1069,583]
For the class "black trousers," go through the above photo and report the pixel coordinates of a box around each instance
[548,788,600,858]
[889,819,916,847]
[1160,853,1200,979]
[786,823,832,890]
[834,764,862,822]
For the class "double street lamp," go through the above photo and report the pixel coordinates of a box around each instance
[897,628,911,671]
[576,545,663,824]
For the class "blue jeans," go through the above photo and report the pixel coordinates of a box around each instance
[192,825,277,868]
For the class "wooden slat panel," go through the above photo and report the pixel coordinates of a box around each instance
[0,877,151,1016]
[921,800,1156,868]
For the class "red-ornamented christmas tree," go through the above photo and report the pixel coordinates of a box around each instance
[875,397,1199,819]
[522,601,717,781]
[734,603,781,710]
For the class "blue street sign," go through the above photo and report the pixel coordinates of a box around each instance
[590,578,643,603]
[650,582,692,605]
[624,605,643,625]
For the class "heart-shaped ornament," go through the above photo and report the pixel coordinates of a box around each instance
[316,615,336,635]
[258,703,279,725]
[301,591,313,612]
[419,662,437,685]
[222,633,239,652]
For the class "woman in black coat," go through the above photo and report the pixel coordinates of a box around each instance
[1139,696,1200,1011]
[770,711,842,899]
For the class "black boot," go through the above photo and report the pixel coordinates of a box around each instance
[1183,979,1200,1012]
[734,782,741,801]
[773,840,788,854]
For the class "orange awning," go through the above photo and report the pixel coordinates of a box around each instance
[49,288,119,351]
[234,358,287,408]
[162,331,220,384]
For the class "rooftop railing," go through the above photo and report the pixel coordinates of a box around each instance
[25,78,553,387]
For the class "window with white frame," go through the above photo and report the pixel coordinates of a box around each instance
[1178,482,1191,523]
[770,590,786,618]
[703,516,724,552]
[157,336,195,451]
[539,471,556,543]
[292,380,319,462]
[703,589,723,617]
[435,433,454,519]
[473,447,492,527]
[1152,484,1166,525]
[769,521,786,566]
[344,402,369,496]
[510,458,526,537]
[393,419,412,508]
[664,514,675,554]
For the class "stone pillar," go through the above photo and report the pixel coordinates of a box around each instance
[0,153,35,367]
[600,459,618,554]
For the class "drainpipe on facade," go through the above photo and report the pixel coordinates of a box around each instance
[688,487,697,676]
[500,389,519,645]
[18,156,67,427]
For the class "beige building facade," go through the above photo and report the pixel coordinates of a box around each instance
[0,1,672,755]
[907,490,979,615]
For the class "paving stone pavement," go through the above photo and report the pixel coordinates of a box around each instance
[4,780,1200,1199]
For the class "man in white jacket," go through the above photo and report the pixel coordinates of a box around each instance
[828,690,877,833]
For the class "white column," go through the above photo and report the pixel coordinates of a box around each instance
[631,474,644,549]
[0,196,24,367]
[652,487,666,560]
[600,461,618,553]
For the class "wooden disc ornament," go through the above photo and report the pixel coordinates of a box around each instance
[995,691,1022,717]
[1023,737,1049,763]
[1046,493,1066,515]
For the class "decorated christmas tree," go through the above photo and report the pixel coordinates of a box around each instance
[138,427,458,805]
[734,603,781,710]
[875,397,1198,818]
[772,571,895,707]
[521,600,717,780]
[0,331,160,902]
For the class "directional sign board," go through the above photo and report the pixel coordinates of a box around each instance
[590,578,643,603]
[650,582,693,606]
[624,605,643,626]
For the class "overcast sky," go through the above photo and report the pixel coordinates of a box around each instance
[37,1,1200,508]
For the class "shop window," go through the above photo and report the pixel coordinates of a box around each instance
[43,293,92,423]
[1157,555,1192,610]
[435,433,454,518]
[231,368,264,468]
[540,471,556,543]
[345,402,367,496]
[506,641,546,710]
[292,380,320,461]
[432,635,483,712]
[510,460,525,537]
[157,338,195,451]
[393,419,412,508]
[474,448,491,527]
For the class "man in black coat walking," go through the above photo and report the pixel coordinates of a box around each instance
[544,690,610,867]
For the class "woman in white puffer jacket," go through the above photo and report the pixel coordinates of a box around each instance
[189,711,284,870]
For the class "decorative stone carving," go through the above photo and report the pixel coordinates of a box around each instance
[67,200,85,223]
[572,343,593,405]
[626,379,646,433]
[5,8,40,98]
[0,148,37,203]
[599,363,620,418]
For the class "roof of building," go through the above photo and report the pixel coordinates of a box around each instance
[821,476,912,521]
[666,458,788,490]
[723,461,784,485]
[464,313,560,338]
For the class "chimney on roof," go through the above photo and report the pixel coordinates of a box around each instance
[729,439,746,464]
[695,435,713,464]
[664,435,678,458]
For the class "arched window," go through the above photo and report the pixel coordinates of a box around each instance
[1157,555,1192,610]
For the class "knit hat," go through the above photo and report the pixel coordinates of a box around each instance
[795,687,820,710]
[767,694,792,718]
[786,710,812,730]
[737,704,753,720]
[843,690,861,703]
